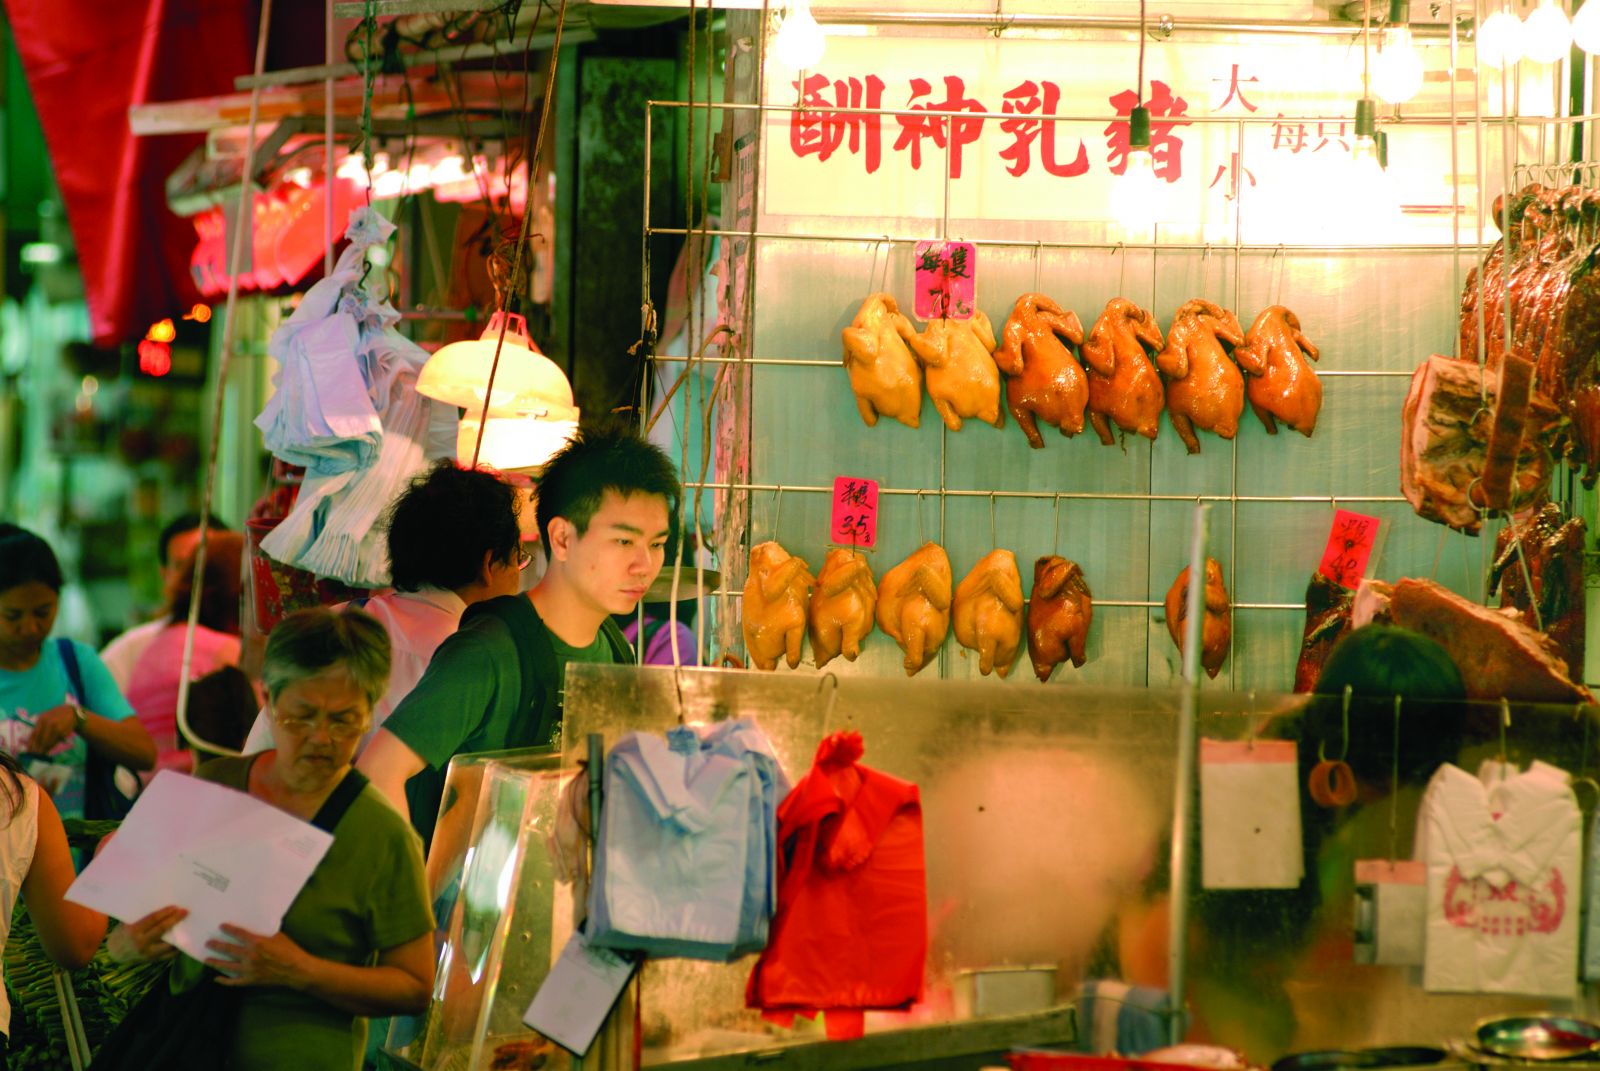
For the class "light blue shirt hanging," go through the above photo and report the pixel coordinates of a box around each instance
[589,719,787,961]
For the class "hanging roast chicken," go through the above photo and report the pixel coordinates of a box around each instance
[992,293,1089,446]
[1082,298,1167,444]
[1158,299,1247,455]
[906,312,1005,431]
[952,549,1025,677]
[1164,558,1231,679]
[808,548,877,670]
[742,541,815,671]
[876,542,953,676]
[842,293,923,429]
[1026,556,1094,682]
[1236,306,1322,437]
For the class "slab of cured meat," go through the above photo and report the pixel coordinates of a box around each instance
[1489,503,1588,679]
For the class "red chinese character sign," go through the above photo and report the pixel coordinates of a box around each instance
[1318,509,1383,589]
[831,476,879,548]
[913,241,977,321]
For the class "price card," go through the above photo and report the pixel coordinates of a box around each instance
[913,240,977,321]
[1318,509,1383,590]
[831,476,878,548]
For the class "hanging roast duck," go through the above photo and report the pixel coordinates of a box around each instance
[1083,298,1167,444]
[952,549,1025,677]
[992,293,1089,446]
[842,293,923,429]
[1158,299,1248,455]
[808,548,877,670]
[1164,558,1232,679]
[907,312,1005,432]
[1236,305,1322,437]
[1026,556,1094,682]
[742,542,815,671]
[876,542,953,676]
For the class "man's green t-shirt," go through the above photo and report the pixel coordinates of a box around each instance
[171,755,434,1071]
[383,597,619,845]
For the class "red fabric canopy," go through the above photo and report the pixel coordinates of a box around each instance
[2,0,256,344]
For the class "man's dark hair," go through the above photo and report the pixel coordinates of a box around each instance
[385,461,522,592]
[535,428,681,551]
[158,512,229,566]
[0,523,63,593]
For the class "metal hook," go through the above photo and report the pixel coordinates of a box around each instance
[773,484,783,537]
[1246,689,1258,749]
[817,671,840,726]
[917,488,926,547]
[1272,243,1288,308]
[1499,697,1511,765]
[1115,242,1128,296]
[879,234,892,293]
[1320,684,1353,763]
[1200,243,1213,300]
[990,491,998,549]
[1033,240,1044,293]
[1053,492,1064,556]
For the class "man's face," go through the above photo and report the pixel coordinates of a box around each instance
[548,490,672,617]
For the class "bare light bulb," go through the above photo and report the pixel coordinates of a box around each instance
[1111,147,1163,230]
[1521,0,1573,61]
[773,0,825,70]
[1574,0,1600,51]
[1374,24,1426,102]
[1477,8,1526,66]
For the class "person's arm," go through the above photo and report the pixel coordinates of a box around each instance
[21,788,109,968]
[357,729,427,821]
[27,704,157,771]
[205,927,434,1017]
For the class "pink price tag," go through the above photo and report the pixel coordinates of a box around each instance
[1318,509,1383,590]
[913,241,977,321]
[831,476,879,548]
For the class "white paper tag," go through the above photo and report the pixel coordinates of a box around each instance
[1200,739,1304,890]
[1354,859,1426,965]
[523,932,639,1056]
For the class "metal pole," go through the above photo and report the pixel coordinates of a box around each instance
[325,0,336,276]
[1167,499,1210,1044]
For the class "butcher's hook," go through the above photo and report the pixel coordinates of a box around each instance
[1052,492,1063,555]
[1201,244,1213,300]
[772,484,783,538]
[989,491,998,548]
[1115,242,1128,296]
[917,489,926,546]
[1033,240,1044,292]
[1245,690,1258,750]
[1272,244,1287,308]
[878,235,892,292]
[1499,697,1511,765]
[1319,684,1353,764]
[817,671,841,730]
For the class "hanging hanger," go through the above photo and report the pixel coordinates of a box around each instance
[817,671,840,732]
[1310,684,1358,807]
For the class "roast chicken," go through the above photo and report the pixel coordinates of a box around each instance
[906,312,1005,431]
[1026,556,1094,682]
[1083,298,1168,444]
[1158,299,1248,455]
[992,293,1089,447]
[1236,305,1322,437]
[1164,558,1232,679]
[876,542,953,676]
[742,541,815,671]
[842,293,923,429]
[952,549,1025,677]
[808,548,877,670]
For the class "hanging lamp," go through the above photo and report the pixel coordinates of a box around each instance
[1477,3,1527,66]
[1521,0,1574,62]
[1110,0,1164,230]
[1351,0,1402,229]
[773,0,826,69]
[1373,0,1425,103]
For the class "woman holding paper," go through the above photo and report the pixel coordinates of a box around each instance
[97,608,434,1071]
[0,752,109,1069]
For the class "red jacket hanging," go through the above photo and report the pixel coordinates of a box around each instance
[747,730,927,1040]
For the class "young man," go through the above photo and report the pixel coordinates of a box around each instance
[357,429,680,846]
[100,512,229,691]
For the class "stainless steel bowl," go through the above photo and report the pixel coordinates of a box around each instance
[1473,1015,1600,1061]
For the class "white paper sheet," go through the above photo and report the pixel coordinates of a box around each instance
[65,770,334,962]
[1199,738,1305,890]
[523,933,639,1055]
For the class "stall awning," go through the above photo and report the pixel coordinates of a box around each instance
[2,0,256,345]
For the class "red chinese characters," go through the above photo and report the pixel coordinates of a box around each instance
[892,76,986,177]
[998,80,1089,178]
[1105,81,1191,181]
[791,74,888,174]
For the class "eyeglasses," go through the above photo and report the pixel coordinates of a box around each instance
[272,710,369,740]
[516,543,534,571]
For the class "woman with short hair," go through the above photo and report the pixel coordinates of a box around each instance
[100,607,434,1071]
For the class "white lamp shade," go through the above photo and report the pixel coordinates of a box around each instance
[458,415,579,473]
[418,311,579,420]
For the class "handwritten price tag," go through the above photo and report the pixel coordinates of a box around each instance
[831,476,879,548]
[1318,509,1383,590]
[913,240,977,321]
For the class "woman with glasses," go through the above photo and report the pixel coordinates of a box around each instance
[100,607,434,1071]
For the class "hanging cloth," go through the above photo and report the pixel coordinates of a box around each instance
[746,731,926,1040]
[1418,759,1580,997]
[256,207,441,587]
[588,719,788,961]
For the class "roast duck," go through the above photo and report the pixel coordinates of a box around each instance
[1026,556,1094,682]
[992,293,1089,446]
[1236,305,1322,437]
[808,548,877,670]
[1083,298,1167,443]
[842,293,923,429]
[876,542,953,676]
[1294,571,1355,692]
[1164,558,1231,679]
[1459,184,1600,485]
[906,311,1005,431]
[952,549,1025,677]
[742,541,815,671]
[1157,299,1248,454]
[1489,502,1587,677]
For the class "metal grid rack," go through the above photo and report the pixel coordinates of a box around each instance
[640,39,1597,686]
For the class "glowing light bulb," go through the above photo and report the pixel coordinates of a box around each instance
[1574,0,1600,51]
[1477,8,1526,67]
[1374,24,1426,103]
[1521,0,1573,61]
[772,0,825,69]
[1111,147,1163,230]
[335,154,371,189]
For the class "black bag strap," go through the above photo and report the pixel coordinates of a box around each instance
[57,637,85,701]
[463,594,560,747]
[601,616,634,663]
[310,768,369,834]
